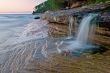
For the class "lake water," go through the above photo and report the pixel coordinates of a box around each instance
[0,14,49,73]
[0,14,48,47]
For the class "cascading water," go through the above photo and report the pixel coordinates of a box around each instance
[31,14,97,55]
[68,16,74,38]
[57,13,98,53]
[67,13,98,51]
[76,14,97,45]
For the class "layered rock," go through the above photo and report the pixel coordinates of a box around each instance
[48,23,76,37]
[42,2,110,23]
[91,22,110,46]
[42,2,110,46]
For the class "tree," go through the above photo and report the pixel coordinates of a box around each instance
[33,0,64,13]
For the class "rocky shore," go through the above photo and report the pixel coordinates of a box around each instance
[42,2,110,46]
[1,38,110,73]
[0,1,110,73]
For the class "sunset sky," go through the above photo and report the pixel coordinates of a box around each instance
[0,0,46,14]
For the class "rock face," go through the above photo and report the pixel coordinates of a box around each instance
[48,23,69,37]
[48,23,76,37]
[92,23,110,46]
[42,2,110,46]
[42,2,110,23]
[99,12,110,22]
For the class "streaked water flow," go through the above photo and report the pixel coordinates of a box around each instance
[0,14,98,73]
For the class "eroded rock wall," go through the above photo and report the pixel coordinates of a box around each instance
[42,2,110,46]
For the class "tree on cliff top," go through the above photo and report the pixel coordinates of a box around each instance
[33,0,110,14]
[33,0,64,14]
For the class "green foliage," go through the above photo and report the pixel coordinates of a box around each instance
[33,0,64,13]
[34,2,48,13]
[47,0,61,10]
[33,0,110,13]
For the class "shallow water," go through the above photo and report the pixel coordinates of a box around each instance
[0,14,33,45]
[0,14,101,73]
[0,14,48,47]
[0,14,49,73]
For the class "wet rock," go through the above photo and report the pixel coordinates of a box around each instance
[99,12,110,22]
[34,17,40,19]
[47,18,77,37]
[48,23,72,37]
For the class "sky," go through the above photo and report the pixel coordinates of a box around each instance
[0,0,46,14]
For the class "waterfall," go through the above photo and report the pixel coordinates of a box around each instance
[76,14,98,45]
[68,16,74,38]
[63,13,98,52]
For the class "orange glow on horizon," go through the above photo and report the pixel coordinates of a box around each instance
[0,0,45,13]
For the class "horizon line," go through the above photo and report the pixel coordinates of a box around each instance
[0,12,32,14]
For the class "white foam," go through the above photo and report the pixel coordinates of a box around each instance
[0,19,48,47]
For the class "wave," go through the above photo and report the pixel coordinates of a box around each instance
[0,19,48,47]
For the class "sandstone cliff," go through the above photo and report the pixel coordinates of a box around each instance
[42,2,110,46]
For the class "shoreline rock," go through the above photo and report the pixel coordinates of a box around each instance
[42,2,110,23]
[42,2,110,46]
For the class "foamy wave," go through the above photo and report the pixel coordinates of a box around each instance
[0,19,48,47]
[22,19,48,37]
